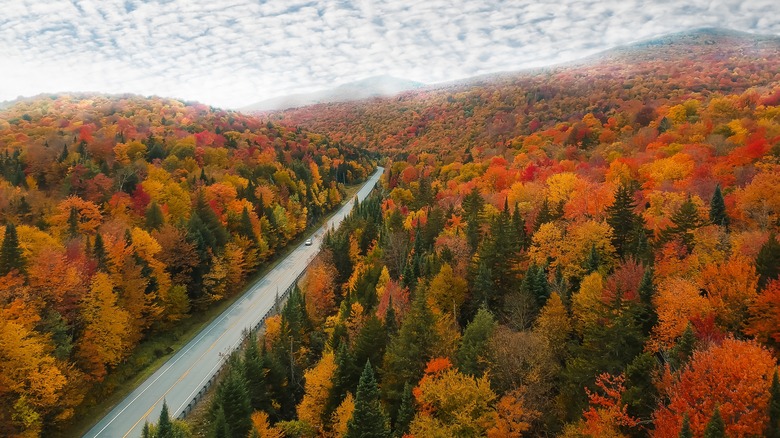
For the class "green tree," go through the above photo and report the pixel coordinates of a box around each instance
[238,206,256,241]
[0,222,24,276]
[346,361,390,438]
[456,307,497,376]
[157,400,173,438]
[703,406,725,438]
[679,413,693,438]
[709,184,729,229]
[382,288,440,416]
[146,201,165,230]
[606,183,645,259]
[211,405,229,438]
[768,369,780,438]
[662,197,705,253]
[216,366,252,438]
[394,383,415,438]
[244,332,269,411]
[93,232,108,270]
[353,315,388,378]
[757,233,780,289]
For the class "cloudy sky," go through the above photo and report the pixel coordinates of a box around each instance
[1,0,778,109]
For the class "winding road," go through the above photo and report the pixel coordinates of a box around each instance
[83,167,383,438]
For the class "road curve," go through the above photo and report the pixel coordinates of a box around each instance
[84,167,384,438]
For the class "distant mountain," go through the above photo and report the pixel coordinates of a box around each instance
[241,75,424,112]
[270,27,780,155]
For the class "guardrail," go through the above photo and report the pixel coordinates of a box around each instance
[175,249,317,420]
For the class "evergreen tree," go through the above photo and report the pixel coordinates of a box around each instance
[704,406,725,438]
[382,288,440,416]
[394,383,415,438]
[244,332,269,411]
[211,405,229,438]
[456,307,497,376]
[238,206,256,241]
[768,369,780,438]
[637,268,658,335]
[145,201,165,230]
[67,206,79,238]
[142,422,152,438]
[217,367,252,438]
[757,233,780,289]
[606,183,644,258]
[58,144,68,162]
[326,342,359,421]
[663,197,705,253]
[670,323,697,370]
[512,202,528,249]
[384,299,398,338]
[353,315,388,377]
[0,222,25,276]
[709,184,729,229]
[93,232,108,270]
[679,413,693,438]
[534,198,553,231]
[346,361,390,438]
[157,400,173,438]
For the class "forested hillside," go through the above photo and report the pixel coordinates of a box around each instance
[166,29,780,437]
[0,94,374,436]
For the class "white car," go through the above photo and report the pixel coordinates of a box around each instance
[305,238,313,246]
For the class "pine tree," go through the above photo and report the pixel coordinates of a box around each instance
[217,367,252,438]
[679,413,693,438]
[663,197,705,253]
[606,183,644,258]
[142,422,152,438]
[157,400,173,438]
[670,323,697,370]
[384,299,398,338]
[456,307,497,376]
[353,315,387,378]
[244,332,269,411]
[709,184,729,229]
[326,342,358,421]
[704,406,726,438]
[238,206,256,241]
[768,369,780,438]
[0,222,25,276]
[93,232,108,270]
[345,361,390,438]
[382,288,440,415]
[211,405,229,438]
[67,206,79,238]
[394,383,415,438]
[757,233,780,289]
[145,201,165,230]
[637,268,658,335]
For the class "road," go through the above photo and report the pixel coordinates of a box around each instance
[84,167,383,438]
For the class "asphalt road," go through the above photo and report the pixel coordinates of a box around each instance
[83,167,383,438]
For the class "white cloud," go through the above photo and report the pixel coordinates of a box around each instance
[0,0,777,108]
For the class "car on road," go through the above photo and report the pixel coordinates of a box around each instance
[305,238,313,246]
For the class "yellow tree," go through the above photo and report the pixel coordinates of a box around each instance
[410,358,498,437]
[77,272,132,380]
[297,352,336,431]
[428,263,468,318]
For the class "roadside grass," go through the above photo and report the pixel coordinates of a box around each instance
[57,182,364,438]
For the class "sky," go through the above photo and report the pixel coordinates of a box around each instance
[1,0,778,109]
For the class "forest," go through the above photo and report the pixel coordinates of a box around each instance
[2,28,780,438]
[0,94,375,436]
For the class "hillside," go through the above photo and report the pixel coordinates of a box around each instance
[270,28,780,157]
[0,94,374,436]
[167,27,780,438]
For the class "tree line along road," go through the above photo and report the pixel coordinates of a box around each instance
[83,166,384,438]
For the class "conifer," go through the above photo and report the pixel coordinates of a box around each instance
[345,361,390,438]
